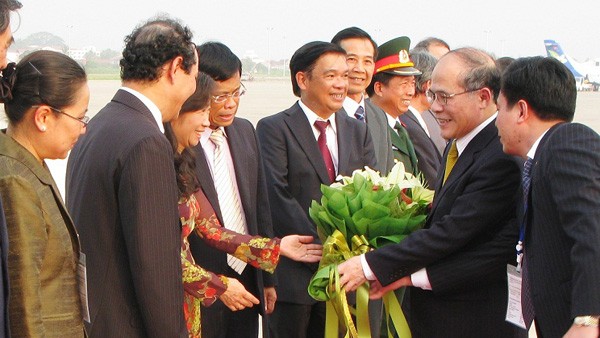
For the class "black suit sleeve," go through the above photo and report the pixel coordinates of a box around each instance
[366,150,520,286]
[544,125,600,316]
[251,124,277,288]
[256,117,319,239]
[118,135,185,337]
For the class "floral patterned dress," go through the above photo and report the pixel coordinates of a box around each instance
[178,189,281,338]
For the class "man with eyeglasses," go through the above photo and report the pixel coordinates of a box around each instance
[366,36,420,177]
[0,1,21,336]
[338,48,526,338]
[188,41,276,338]
[257,41,376,338]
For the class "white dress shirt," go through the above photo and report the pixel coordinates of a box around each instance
[343,96,365,120]
[298,100,339,173]
[200,127,249,234]
[120,87,164,133]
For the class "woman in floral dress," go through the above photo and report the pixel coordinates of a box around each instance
[164,73,322,337]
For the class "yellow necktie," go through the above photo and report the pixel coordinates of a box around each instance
[443,140,458,185]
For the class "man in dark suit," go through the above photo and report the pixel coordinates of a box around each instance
[367,37,420,177]
[338,48,527,338]
[496,57,600,337]
[0,2,22,336]
[257,41,376,338]
[401,51,442,188]
[187,42,275,338]
[332,27,394,175]
[66,17,198,337]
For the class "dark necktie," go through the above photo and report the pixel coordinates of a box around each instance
[443,140,458,185]
[394,121,418,174]
[354,106,365,122]
[314,120,336,182]
[521,157,535,328]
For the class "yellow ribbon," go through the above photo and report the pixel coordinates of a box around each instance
[308,230,411,338]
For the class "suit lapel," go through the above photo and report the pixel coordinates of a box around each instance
[389,125,410,156]
[284,103,331,183]
[335,111,350,174]
[195,146,223,223]
[224,121,252,226]
[430,120,497,215]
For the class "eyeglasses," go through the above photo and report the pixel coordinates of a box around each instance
[211,83,246,104]
[426,88,482,106]
[32,105,90,126]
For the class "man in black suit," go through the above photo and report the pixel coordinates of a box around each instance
[338,48,527,338]
[188,42,275,338]
[66,17,198,337]
[332,27,394,175]
[496,57,600,337]
[0,2,22,336]
[257,41,376,338]
[401,50,442,188]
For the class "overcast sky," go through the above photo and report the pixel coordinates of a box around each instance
[13,0,600,62]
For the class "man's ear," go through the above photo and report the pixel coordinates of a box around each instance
[517,99,530,123]
[165,56,184,83]
[296,71,308,91]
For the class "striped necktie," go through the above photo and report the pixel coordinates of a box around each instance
[209,128,247,274]
[354,105,365,122]
[521,157,535,328]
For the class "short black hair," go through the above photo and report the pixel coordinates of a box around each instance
[289,41,346,97]
[197,42,242,81]
[501,56,576,122]
[366,72,394,97]
[120,16,196,82]
[0,0,21,32]
[331,27,378,59]
[496,56,515,74]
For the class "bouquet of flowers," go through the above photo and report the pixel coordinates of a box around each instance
[307,162,434,338]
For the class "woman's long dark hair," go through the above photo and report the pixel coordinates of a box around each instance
[164,71,215,198]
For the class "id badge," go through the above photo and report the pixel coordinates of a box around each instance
[505,264,526,329]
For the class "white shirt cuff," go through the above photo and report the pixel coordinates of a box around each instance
[360,254,376,281]
[410,268,432,290]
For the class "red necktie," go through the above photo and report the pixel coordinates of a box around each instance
[314,120,336,182]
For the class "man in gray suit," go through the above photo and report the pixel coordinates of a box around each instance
[66,17,198,337]
[496,56,600,337]
[257,41,376,338]
[332,27,394,174]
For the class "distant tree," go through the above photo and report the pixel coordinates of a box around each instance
[13,32,67,51]
[241,57,256,74]
[100,49,120,60]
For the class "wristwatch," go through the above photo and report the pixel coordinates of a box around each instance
[573,316,599,327]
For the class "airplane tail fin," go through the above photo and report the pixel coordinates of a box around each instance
[544,40,583,77]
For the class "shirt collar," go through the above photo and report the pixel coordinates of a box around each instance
[201,126,228,147]
[299,100,337,133]
[342,96,364,118]
[527,128,550,160]
[455,112,497,156]
[120,87,164,133]
[386,113,398,129]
